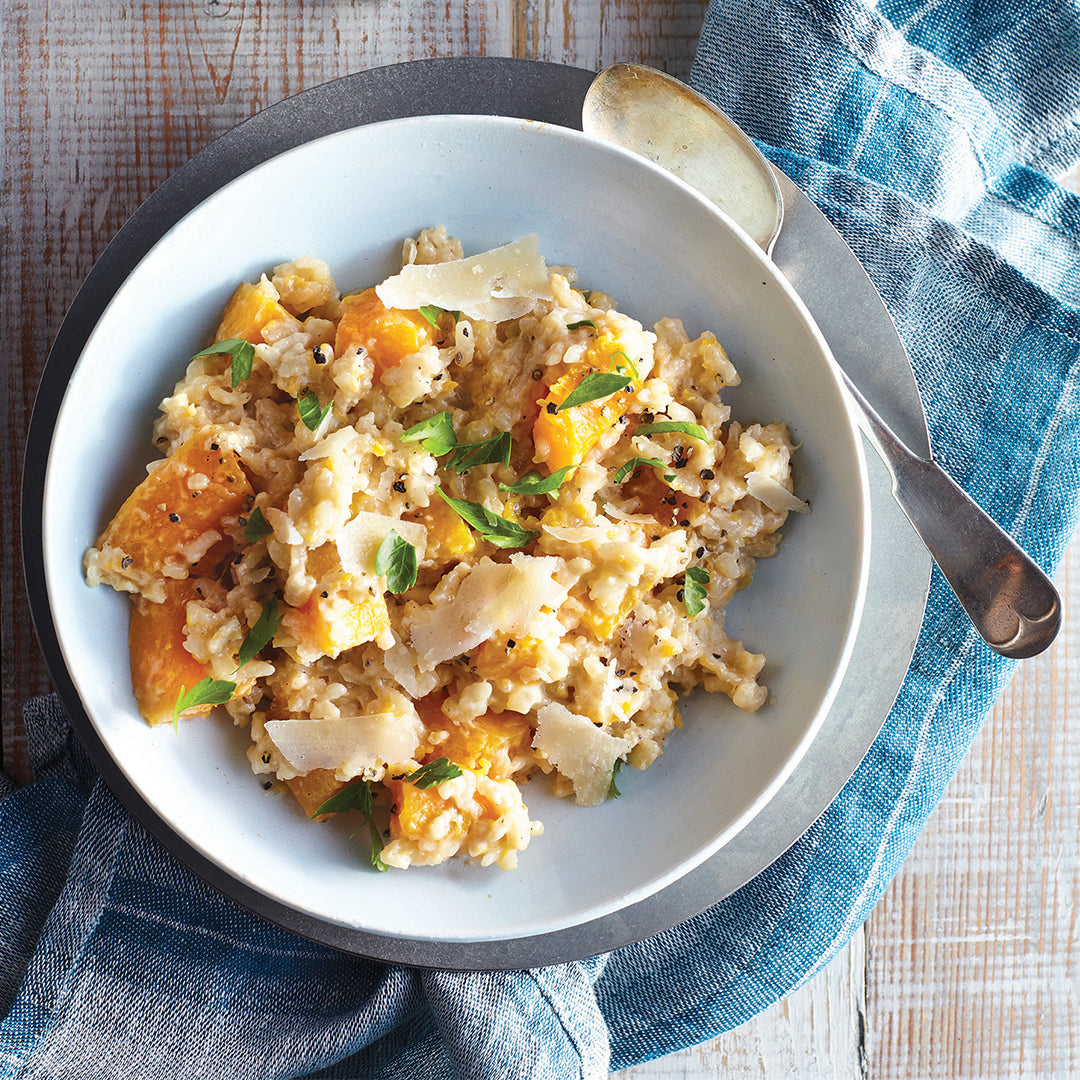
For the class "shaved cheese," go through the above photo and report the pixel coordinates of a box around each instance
[533,703,634,806]
[263,507,303,545]
[600,504,656,525]
[375,235,556,322]
[542,523,618,545]
[383,640,440,698]
[337,512,427,574]
[409,554,570,669]
[265,712,423,777]
[745,472,809,514]
[298,427,358,462]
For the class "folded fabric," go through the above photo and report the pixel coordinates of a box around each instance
[3,1,1080,1076]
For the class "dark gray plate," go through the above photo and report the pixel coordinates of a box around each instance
[23,57,930,970]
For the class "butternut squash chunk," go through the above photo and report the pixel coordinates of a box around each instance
[532,334,639,472]
[286,769,348,820]
[334,288,435,375]
[94,432,253,585]
[128,578,253,725]
[215,280,298,344]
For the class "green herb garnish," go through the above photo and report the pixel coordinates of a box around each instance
[243,505,273,543]
[401,411,457,456]
[566,319,598,333]
[375,530,418,594]
[313,779,388,872]
[609,759,623,799]
[609,350,640,381]
[683,566,711,617]
[298,391,333,431]
[189,337,255,388]
[613,456,666,484]
[417,305,461,326]
[556,372,633,412]
[448,431,512,474]
[635,420,709,442]
[171,676,237,729]
[405,757,464,789]
[435,489,538,549]
[499,466,574,495]
[235,597,282,670]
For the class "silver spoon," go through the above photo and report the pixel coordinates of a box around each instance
[583,62,1061,659]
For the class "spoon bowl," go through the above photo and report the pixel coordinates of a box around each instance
[583,62,1061,659]
[584,63,784,253]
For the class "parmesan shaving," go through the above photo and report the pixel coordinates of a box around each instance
[337,512,427,573]
[745,472,809,514]
[375,235,557,322]
[383,640,440,699]
[409,554,570,669]
[265,712,423,778]
[533,703,634,806]
[298,427,358,462]
[264,507,303,545]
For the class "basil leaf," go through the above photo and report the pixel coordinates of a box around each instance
[235,597,281,670]
[609,349,639,381]
[417,305,462,326]
[405,757,464,789]
[613,456,665,484]
[367,816,389,872]
[243,506,273,543]
[435,489,538,549]
[635,420,709,442]
[401,411,457,456]
[566,319,597,333]
[609,759,623,799]
[313,778,389,872]
[172,676,236,728]
[684,566,711,617]
[314,778,373,817]
[190,337,255,388]
[556,372,633,412]
[298,391,332,431]
[375,530,418,594]
[499,466,573,495]
[448,431,512,474]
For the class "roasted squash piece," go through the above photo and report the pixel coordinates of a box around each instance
[215,280,298,344]
[532,333,639,472]
[286,769,348,821]
[129,579,210,725]
[92,432,253,592]
[283,587,391,660]
[435,712,533,779]
[129,578,252,725]
[334,288,435,375]
[390,780,468,845]
[404,496,476,562]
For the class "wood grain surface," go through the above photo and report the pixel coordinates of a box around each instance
[2,3,1076,1077]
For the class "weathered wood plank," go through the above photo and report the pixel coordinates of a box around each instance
[613,929,867,1078]
[517,0,708,79]
[865,531,1080,1080]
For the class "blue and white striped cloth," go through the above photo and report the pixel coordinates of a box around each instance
[4,1,1080,1076]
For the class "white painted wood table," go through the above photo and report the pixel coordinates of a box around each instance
[2,3,1076,1077]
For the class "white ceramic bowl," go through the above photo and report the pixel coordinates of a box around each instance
[42,114,869,943]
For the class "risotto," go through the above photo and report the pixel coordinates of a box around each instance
[84,228,805,871]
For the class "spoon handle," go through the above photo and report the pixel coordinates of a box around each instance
[839,370,1061,658]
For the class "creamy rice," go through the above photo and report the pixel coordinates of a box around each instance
[84,228,804,871]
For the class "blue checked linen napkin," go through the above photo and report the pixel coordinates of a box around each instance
[4,1,1080,1076]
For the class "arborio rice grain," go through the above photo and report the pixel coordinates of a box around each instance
[84,228,806,871]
